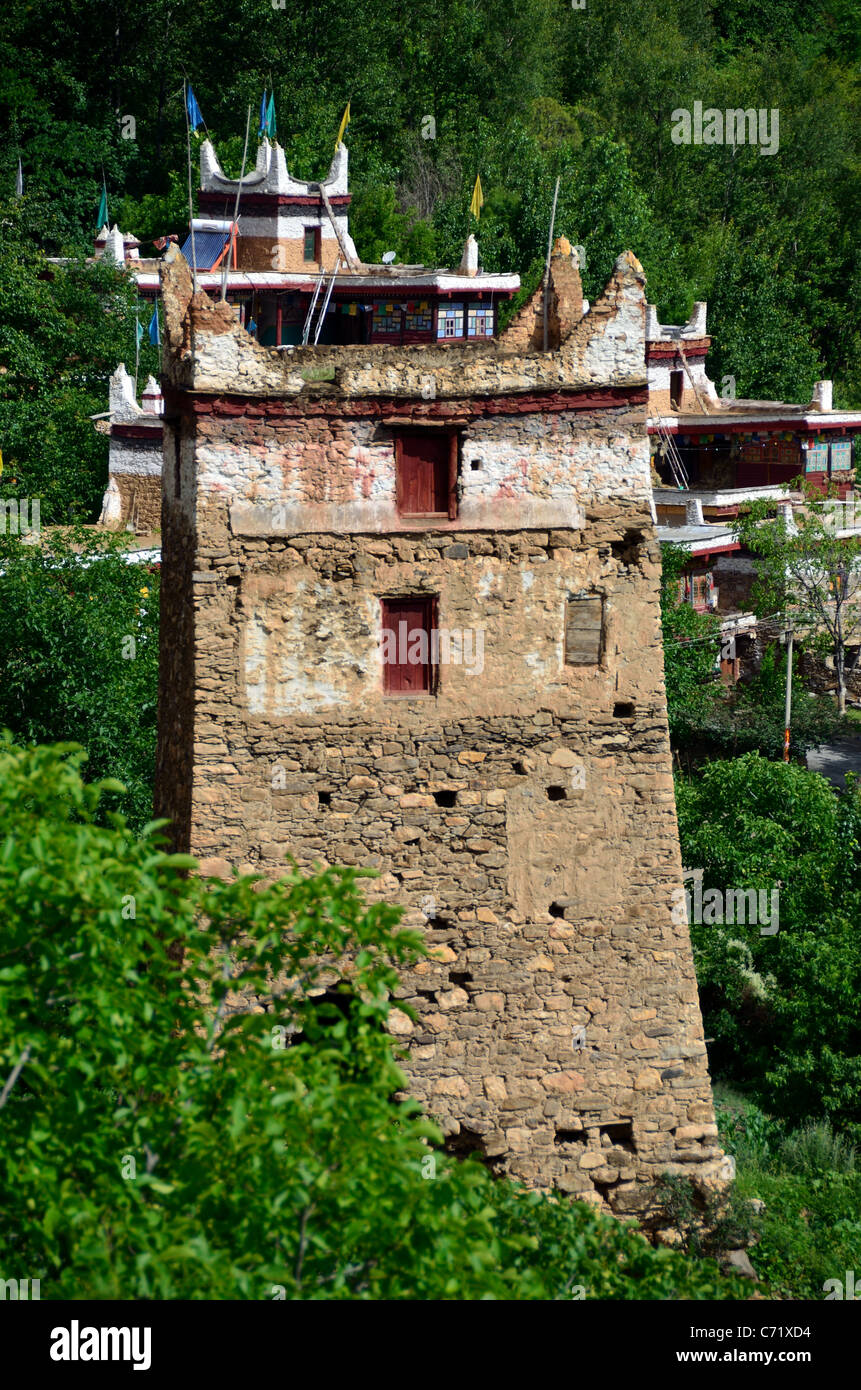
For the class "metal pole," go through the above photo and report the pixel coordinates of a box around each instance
[183,80,198,292]
[134,300,140,397]
[783,622,793,762]
[542,175,561,352]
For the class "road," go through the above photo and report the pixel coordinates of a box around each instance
[806,734,861,788]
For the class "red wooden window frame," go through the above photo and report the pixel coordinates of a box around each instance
[395,432,458,519]
[380,596,438,695]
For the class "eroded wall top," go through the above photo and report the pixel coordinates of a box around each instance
[160,247,648,402]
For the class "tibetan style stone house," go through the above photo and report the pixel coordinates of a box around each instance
[154,242,728,1214]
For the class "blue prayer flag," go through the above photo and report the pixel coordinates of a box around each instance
[148,306,160,346]
[266,92,276,140]
[186,85,204,132]
[258,90,268,138]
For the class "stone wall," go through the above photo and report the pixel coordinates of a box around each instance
[155,245,727,1216]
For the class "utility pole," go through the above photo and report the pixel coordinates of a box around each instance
[783,618,794,762]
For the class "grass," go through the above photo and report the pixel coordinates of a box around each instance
[715,1085,861,1299]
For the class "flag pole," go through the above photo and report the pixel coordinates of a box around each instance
[183,79,198,292]
[223,104,252,303]
[542,176,561,352]
[134,300,140,396]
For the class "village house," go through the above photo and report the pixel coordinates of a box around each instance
[96,135,520,528]
[151,231,730,1216]
[648,301,861,615]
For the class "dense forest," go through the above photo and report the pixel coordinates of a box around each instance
[2,0,859,409]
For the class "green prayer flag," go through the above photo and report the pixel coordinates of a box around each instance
[97,182,108,230]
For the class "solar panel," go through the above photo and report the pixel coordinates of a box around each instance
[179,230,230,270]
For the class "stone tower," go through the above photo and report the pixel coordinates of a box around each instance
[155,245,727,1216]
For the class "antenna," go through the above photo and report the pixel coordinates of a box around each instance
[222,104,252,302]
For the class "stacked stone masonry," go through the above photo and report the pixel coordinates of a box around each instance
[155,247,728,1217]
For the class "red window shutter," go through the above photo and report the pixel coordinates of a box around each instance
[448,434,458,520]
[396,433,455,515]
[381,598,435,693]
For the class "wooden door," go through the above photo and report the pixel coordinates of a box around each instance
[397,433,452,514]
[381,597,434,693]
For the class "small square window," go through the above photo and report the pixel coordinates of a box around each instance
[303,226,320,262]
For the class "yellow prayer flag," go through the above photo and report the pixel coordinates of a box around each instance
[469,174,484,220]
[335,102,351,149]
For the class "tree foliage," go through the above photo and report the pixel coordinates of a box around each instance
[0,740,742,1300]
[0,0,857,402]
[0,199,158,521]
[0,529,158,828]
[676,754,861,1136]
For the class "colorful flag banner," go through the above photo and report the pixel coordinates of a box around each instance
[186,85,205,133]
[335,102,350,149]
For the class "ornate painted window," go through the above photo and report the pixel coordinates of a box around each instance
[404,301,433,333]
[467,302,494,337]
[372,303,402,335]
[805,444,828,473]
[436,305,464,340]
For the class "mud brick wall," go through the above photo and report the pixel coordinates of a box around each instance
[110,472,162,532]
[155,248,728,1216]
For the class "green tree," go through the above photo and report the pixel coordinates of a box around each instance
[0,739,742,1300]
[676,753,861,1135]
[0,529,158,829]
[660,544,724,751]
[0,198,157,522]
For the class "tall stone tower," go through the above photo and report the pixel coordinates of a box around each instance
[155,245,727,1216]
